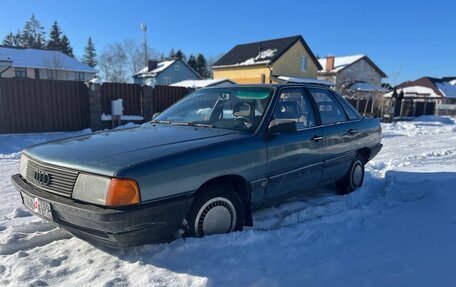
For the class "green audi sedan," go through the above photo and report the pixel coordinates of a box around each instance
[12,84,382,247]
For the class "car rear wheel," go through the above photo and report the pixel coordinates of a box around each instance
[336,153,365,195]
[185,184,245,237]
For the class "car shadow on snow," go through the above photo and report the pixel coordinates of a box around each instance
[95,170,456,286]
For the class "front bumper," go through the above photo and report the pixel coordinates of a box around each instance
[11,174,194,247]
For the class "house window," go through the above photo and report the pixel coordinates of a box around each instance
[76,72,85,81]
[46,69,58,80]
[15,68,27,78]
[174,65,180,71]
[261,74,266,84]
[34,69,40,79]
[163,77,172,85]
[300,56,307,72]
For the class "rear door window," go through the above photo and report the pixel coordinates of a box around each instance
[308,88,348,125]
[332,92,359,121]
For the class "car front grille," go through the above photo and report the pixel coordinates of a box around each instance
[25,158,78,198]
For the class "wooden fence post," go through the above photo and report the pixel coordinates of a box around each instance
[142,85,154,121]
[88,83,102,131]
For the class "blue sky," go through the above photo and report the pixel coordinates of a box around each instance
[0,0,454,84]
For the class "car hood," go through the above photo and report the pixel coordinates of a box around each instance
[23,124,248,176]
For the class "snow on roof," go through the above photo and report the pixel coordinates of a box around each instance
[134,60,175,77]
[383,86,441,98]
[0,47,95,73]
[276,76,334,86]
[171,78,235,88]
[385,77,456,99]
[0,51,12,62]
[229,49,279,67]
[213,50,278,68]
[152,60,175,73]
[450,79,456,86]
[318,55,365,73]
[347,82,389,92]
[436,81,456,98]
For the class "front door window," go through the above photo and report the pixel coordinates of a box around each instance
[273,89,316,130]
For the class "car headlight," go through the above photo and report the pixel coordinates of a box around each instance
[19,154,29,178]
[73,174,140,207]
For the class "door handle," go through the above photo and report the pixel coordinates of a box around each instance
[348,129,358,135]
[312,135,324,142]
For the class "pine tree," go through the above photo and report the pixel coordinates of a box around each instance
[2,32,16,46]
[21,14,46,48]
[82,37,97,67]
[187,55,197,71]
[174,49,186,61]
[60,34,74,57]
[168,48,175,60]
[47,21,62,50]
[196,53,209,78]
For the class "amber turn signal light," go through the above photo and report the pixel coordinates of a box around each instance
[106,178,140,207]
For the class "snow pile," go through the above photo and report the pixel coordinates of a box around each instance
[100,113,144,121]
[1,117,456,286]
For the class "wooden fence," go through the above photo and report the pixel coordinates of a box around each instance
[101,82,143,115]
[0,78,89,133]
[0,78,192,133]
[151,85,191,114]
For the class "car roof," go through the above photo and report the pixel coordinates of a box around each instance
[203,83,332,90]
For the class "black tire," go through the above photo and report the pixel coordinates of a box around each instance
[336,153,365,195]
[185,183,245,238]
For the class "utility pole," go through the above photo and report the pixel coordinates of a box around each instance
[140,22,148,67]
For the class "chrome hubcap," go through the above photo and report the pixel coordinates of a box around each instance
[352,162,363,187]
[195,197,236,236]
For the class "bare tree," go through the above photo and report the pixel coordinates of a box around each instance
[98,39,156,83]
[98,43,128,83]
[123,39,146,77]
[42,54,73,80]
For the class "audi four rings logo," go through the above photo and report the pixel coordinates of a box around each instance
[34,170,51,186]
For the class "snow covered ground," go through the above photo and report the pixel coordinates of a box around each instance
[1,116,456,286]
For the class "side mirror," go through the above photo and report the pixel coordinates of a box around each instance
[266,120,297,136]
[152,112,161,119]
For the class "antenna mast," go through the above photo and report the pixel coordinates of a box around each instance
[140,22,148,67]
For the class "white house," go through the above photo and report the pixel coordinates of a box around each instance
[318,54,388,96]
[133,59,200,86]
[0,46,95,81]
[383,77,456,116]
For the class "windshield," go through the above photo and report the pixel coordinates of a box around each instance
[155,87,273,131]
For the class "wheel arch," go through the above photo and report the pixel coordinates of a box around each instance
[195,174,251,206]
[357,147,371,163]
[195,174,253,226]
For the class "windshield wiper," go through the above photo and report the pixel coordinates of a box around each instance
[171,121,214,128]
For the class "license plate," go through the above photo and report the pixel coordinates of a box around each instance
[21,192,53,220]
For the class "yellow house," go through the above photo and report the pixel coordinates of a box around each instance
[212,35,322,84]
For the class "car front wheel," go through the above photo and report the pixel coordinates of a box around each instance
[336,153,365,195]
[185,184,245,237]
